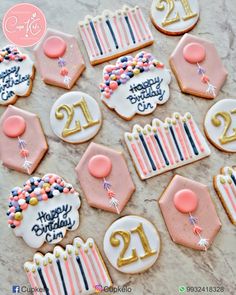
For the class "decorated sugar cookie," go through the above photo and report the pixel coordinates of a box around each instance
[169,34,228,99]
[24,237,112,294]
[79,5,153,65]
[75,142,135,214]
[103,215,160,274]
[159,175,221,250]
[7,174,81,248]
[0,45,34,105]
[0,105,48,174]
[50,92,102,144]
[214,166,236,225]
[124,112,211,180]
[100,51,171,120]
[34,28,85,89]
[204,99,236,152]
[151,0,199,35]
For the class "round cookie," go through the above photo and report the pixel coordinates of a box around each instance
[150,0,199,35]
[204,99,236,152]
[103,215,160,274]
[50,91,102,143]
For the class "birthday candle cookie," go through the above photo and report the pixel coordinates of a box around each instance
[214,167,236,225]
[50,91,102,144]
[75,142,135,214]
[79,5,153,65]
[151,0,200,35]
[124,112,211,180]
[169,34,227,99]
[204,99,236,152]
[0,105,48,174]
[0,45,34,105]
[24,237,112,295]
[34,28,85,89]
[159,175,221,250]
[7,174,81,248]
[100,51,171,120]
[103,215,161,273]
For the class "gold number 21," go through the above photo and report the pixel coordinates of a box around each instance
[157,0,197,27]
[211,109,236,145]
[55,97,99,137]
[110,223,157,267]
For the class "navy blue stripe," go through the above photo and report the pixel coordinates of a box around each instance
[106,19,118,49]
[169,126,184,161]
[231,173,236,186]
[37,267,50,295]
[124,16,135,44]
[154,134,169,166]
[89,21,103,55]
[56,259,68,295]
[139,133,156,171]
[183,122,198,155]
[76,256,89,290]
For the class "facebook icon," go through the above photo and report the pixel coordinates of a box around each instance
[12,285,20,293]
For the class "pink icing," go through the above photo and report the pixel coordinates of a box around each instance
[183,42,206,64]
[43,36,67,58]
[88,155,112,178]
[3,115,26,138]
[174,189,198,213]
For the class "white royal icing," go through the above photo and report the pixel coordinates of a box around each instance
[100,52,171,120]
[24,237,112,294]
[151,0,199,34]
[215,167,236,225]
[125,112,211,179]
[204,99,236,152]
[0,45,34,105]
[50,91,102,143]
[79,5,153,64]
[11,174,81,248]
[103,215,160,274]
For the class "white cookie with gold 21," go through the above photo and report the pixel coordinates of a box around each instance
[50,91,102,143]
[204,99,236,152]
[151,0,200,35]
[103,215,160,274]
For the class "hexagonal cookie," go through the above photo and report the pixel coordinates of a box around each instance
[159,175,221,250]
[0,105,48,174]
[75,142,135,214]
[169,33,227,99]
[34,28,85,89]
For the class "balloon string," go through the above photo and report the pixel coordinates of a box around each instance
[103,178,120,214]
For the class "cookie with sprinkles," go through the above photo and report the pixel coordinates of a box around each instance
[100,51,171,120]
[24,237,112,295]
[7,174,81,248]
[0,45,34,105]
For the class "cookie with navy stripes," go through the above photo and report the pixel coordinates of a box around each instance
[124,112,211,179]
[78,5,154,65]
[24,237,112,294]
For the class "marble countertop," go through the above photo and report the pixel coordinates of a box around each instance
[0,0,236,294]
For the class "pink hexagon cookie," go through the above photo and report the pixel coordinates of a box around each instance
[0,105,48,174]
[75,142,135,214]
[159,175,221,250]
[169,33,227,99]
[34,28,85,89]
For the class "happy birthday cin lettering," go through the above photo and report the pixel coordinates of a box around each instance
[126,77,165,112]
[0,65,30,101]
[31,204,75,243]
